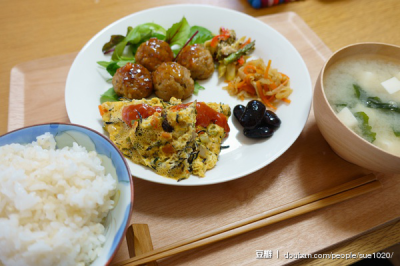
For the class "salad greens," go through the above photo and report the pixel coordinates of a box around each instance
[188,26,213,46]
[100,17,213,67]
[98,17,215,102]
[193,81,205,95]
[100,87,119,103]
[165,17,190,55]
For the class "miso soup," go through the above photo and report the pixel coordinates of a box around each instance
[324,54,400,156]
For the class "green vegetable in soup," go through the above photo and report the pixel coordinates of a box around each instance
[353,84,400,113]
[354,111,376,143]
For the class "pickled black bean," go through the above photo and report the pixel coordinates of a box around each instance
[243,127,274,139]
[261,110,281,130]
[239,100,266,129]
[233,105,246,121]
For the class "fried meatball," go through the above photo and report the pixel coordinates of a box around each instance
[176,44,214,80]
[152,62,194,101]
[112,62,153,99]
[135,38,174,72]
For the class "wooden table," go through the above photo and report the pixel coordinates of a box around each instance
[1,0,399,265]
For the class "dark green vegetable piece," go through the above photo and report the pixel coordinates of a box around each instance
[102,35,125,53]
[354,112,376,143]
[223,40,255,65]
[353,84,400,113]
[100,87,119,103]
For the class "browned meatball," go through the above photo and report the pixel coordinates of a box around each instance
[152,62,194,101]
[112,62,153,99]
[176,44,214,80]
[135,38,174,72]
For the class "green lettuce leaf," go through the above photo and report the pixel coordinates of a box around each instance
[165,17,190,49]
[102,35,125,53]
[111,22,166,61]
[100,87,119,103]
[189,26,213,45]
[97,59,135,76]
[193,81,206,95]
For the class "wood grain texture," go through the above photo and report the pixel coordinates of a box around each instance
[126,224,158,266]
[5,12,400,265]
[117,177,381,266]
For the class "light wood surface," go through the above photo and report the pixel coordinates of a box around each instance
[126,224,158,266]
[117,175,380,266]
[2,0,400,265]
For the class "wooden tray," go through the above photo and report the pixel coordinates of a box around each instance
[8,12,400,265]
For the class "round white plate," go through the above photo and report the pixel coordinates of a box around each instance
[65,4,312,186]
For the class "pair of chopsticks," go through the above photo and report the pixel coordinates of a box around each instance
[113,174,380,266]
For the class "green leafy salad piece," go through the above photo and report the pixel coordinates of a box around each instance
[112,22,167,61]
[354,111,376,143]
[188,26,213,45]
[97,59,135,76]
[193,81,206,95]
[98,18,215,103]
[353,84,400,113]
[165,17,190,55]
[100,87,119,103]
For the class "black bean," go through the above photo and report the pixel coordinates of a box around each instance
[239,100,266,129]
[243,126,274,139]
[261,110,281,130]
[233,105,246,121]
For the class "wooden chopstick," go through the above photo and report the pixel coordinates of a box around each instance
[113,174,379,266]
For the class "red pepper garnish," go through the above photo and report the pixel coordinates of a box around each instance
[210,27,231,48]
[237,55,245,65]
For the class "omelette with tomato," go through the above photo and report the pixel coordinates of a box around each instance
[98,97,231,181]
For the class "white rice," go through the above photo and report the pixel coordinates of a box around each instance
[0,133,117,266]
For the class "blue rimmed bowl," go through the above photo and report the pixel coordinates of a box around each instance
[0,123,134,266]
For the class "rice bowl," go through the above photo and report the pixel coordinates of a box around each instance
[0,123,133,266]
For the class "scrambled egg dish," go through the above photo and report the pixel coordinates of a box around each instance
[99,97,231,181]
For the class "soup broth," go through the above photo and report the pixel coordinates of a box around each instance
[324,54,400,156]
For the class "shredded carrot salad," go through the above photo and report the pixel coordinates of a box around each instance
[223,59,293,110]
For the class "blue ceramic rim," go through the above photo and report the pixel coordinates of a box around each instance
[0,122,134,265]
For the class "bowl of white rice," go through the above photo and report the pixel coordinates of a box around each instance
[0,123,134,266]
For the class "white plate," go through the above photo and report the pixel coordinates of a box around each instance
[65,4,312,186]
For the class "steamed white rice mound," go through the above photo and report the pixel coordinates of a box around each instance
[0,133,117,266]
